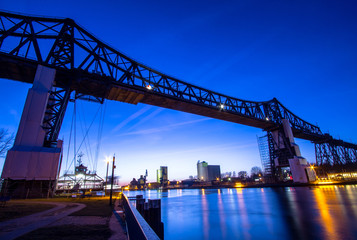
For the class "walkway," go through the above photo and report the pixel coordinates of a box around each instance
[109,199,128,240]
[0,201,85,240]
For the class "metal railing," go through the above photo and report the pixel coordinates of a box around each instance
[122,194,160,240]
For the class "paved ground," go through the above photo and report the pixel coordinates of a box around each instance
[0,200,128,240]
[109,200,128,240]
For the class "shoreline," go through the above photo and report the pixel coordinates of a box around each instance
[123,180,357,191]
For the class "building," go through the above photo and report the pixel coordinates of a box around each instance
[157,166,168,185]
[56,155,104,193]
[56,163,104,192]
[197,161,221,182]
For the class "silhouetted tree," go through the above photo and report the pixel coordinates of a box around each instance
[250,166,262,178]
[238,171,247,179]
[0,129,13,157]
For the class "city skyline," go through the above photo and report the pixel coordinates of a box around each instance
[1,1,357,185]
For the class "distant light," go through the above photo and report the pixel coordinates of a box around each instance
[317,181,334,185]
[220,104,225,109]
[146,85,153,90]
[77,174,84,179]
[265,117,269,121]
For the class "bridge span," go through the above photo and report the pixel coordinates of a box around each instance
[0,11,356,195]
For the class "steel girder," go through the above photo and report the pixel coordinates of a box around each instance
[315,142,357,167]
[1,11,357,167]
[42,87,71,147]
[0,11,321,135]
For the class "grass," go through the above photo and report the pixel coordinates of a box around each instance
[0,202,55,222]
[24,197,114,217]
[15,224,112,240]
[2,197,117,240]
[69,198,113,217]
[0,197,113,222]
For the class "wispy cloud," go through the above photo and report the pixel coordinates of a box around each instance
[119,118,210,136]
[111,105,152,133]
[149,141,258,159]
[126,108,164,132]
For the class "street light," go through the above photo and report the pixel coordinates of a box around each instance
[109,154,116,206]
[105,157,110,196]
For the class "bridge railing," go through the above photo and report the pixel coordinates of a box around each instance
[122,193,161,240]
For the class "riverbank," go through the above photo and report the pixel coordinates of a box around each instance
[135,179,357,191]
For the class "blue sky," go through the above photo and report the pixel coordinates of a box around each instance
[0,1,357,184]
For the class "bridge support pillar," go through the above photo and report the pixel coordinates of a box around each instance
[1,65,63,198]
[271,119,316,183]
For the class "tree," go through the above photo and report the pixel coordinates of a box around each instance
[0,129,13,157]
[238,171,247,179]
[250,166,262,178]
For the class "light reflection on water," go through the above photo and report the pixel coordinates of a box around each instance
[124,185,357,240]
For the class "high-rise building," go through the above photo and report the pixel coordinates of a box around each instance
[197,161,208,181]
[197,161,221,181]
[208,165,221,181]
[157,166,168,184]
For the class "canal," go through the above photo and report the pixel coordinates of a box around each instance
[124,185,357,239]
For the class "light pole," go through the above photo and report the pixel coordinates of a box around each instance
[105,158,109,196]
[109,154,116,206]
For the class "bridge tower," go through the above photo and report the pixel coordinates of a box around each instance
[262,119,316,183]
[1,65,65,198]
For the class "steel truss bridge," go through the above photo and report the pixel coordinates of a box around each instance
[0,11,356,171]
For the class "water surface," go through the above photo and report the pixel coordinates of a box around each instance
[124,185,357,239]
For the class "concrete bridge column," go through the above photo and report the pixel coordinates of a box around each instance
[1,65,63,198]
[271,119,316,183]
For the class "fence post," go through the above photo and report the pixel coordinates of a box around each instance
[148,199,164,239]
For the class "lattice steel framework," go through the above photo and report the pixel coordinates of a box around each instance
[42,87,71,147]
[0,11,356,169]
[315,140,357,173]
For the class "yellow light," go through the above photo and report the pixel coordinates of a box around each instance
[235,183,243,188]
[317,181,334,185]
[104,156,110,163]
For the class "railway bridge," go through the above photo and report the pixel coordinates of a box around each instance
[0,11,356,196]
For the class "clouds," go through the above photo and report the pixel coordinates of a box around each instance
[120,118,211,137]
[111,105,153,133]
